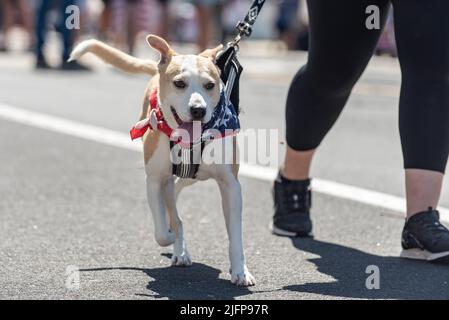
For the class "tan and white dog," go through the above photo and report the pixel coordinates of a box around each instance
[69,35,255,286]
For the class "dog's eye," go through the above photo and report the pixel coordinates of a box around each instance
[204,82,215,90]
[173,80,187,89]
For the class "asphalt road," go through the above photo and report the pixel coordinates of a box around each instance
[1,48,448,300]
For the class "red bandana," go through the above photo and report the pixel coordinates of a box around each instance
[130,88,173,140]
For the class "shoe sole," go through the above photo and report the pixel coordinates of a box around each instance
[270,222,313,238]
[400,248,449,263]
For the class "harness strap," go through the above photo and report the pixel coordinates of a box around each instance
[216,46,242,114]
[170,140,206,179]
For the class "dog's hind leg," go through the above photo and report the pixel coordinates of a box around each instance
[163,178,192,266]
[146,177,175,247]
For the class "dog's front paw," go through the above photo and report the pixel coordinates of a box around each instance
[171,251,192,267]
[231,270,256,287]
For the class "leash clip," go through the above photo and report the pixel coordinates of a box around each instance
[229,34,242,49]
[236,20,253,38]
[230,20,252,47]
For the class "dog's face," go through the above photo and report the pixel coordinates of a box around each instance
[147,35,223,132]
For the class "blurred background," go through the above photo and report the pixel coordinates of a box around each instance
[0,0,397,70]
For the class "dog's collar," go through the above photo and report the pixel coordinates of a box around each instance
[130,87,240,143]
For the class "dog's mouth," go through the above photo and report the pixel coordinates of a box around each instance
[170,106,201,143]
[170,106,184,126]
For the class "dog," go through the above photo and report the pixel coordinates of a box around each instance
[69,35,255,286]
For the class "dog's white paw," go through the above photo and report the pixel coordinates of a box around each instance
[171,252,192,267]
[231,270,256,287]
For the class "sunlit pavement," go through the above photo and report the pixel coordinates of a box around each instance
[1,42,448,299]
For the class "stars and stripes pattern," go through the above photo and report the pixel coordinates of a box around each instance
[202,89,240,140]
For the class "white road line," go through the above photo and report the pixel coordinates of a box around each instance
[1,102,448,222]
[0,103,141,152]
[240,163,424,215]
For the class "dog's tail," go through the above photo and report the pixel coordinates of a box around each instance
[69,40,158,76]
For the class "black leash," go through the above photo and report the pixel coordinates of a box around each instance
[216,0,266,114]
[172,0,266,179]
[234,0,267,44]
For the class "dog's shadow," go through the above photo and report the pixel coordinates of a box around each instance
[284,238,449,299]
[80,254,252,300]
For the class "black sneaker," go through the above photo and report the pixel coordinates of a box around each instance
[401,208,449,263]
[60,60,91,72]
[35,58,52,70]
[272,172,313,237]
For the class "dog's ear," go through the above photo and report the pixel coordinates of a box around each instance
[200,44,223,61]
[146,34,175,65]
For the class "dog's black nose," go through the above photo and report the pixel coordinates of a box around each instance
[190,106,206,120]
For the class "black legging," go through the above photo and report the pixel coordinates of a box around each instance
[286,0,449,173]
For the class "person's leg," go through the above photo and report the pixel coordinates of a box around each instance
[392,0,449,218]
[274,0,391,237]
[276,0,300,50]
[126,1,134,54]
[59,0,90,70]
[392,0,449,262]
[158,0,170,40]
[0,0,15,50]
[127,0,145,55]
[194,0,216,52]
[110,0,127,51]
[16,0,34,49]
[405,169,443,217]
[282,0,390,181]
[196,5,209,51]
[282,148,314,180]
[2,0,14,31]
[99,0,111,40]
[60,0,76,62]
[35,0,51,67]
[0,1,7,51]
[157,0,170,40]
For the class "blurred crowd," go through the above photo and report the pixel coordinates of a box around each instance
[0,0,397,71]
